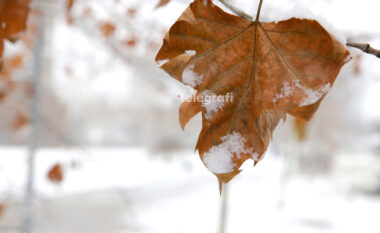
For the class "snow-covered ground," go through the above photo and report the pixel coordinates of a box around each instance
[1,147,380,233]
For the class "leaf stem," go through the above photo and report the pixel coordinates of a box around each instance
[255,0,264,22]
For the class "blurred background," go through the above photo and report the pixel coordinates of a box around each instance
[0,0,380,232]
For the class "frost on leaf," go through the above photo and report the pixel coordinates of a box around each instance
[156,0,350,185]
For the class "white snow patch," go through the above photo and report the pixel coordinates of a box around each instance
[156,59,169,66]
[298,82,331,107]
[203,132,254,173]
[273,82,294,103]
[182,64,203,88]
[273,80,331,106]
[199,90,225,119]
[185,50,197,56]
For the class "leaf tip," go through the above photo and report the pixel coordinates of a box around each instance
[214,170,241,194]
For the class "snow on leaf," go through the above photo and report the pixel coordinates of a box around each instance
[156,0,350,185]
[299,83,331,107]
[185,50,197,56]
[156,59,169,66]
[203,132,253,173]
[182,64,203,88]
[200,90,225,120]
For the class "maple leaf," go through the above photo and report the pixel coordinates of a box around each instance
[156,0,350,186]
[0,0,31,60]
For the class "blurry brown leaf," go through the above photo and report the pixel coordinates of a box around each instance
[0,203,4,217]
[0,0,31,40]
[123,38,137,48]
[12,111,29,131]
[99,22,116,38]
[47,163,64,183]
[23,81,34,97]
[156,0,350,184]
[6,54,23,69]
[66,0,75,25]
[82,6,93,18]
[155,0,170,9]
[353,54,362,76]
[0,0,31,59]
[66,0,75,11]
[0,91,6,102]
[127,8,137,18]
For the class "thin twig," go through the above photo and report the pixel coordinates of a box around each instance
[218,0,253,20]
[346,42,380,59]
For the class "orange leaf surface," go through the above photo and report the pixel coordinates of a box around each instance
[156,0,350,185]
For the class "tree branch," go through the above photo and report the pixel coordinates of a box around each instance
[218,0,253,20]
[346,42,380,59]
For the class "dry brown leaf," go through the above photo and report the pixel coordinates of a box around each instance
[47,163,64,183]
[155,0,170,9]
[156,0,350,185]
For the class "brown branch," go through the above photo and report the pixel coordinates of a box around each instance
[218,0,253,20]
[346,42,380,59]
